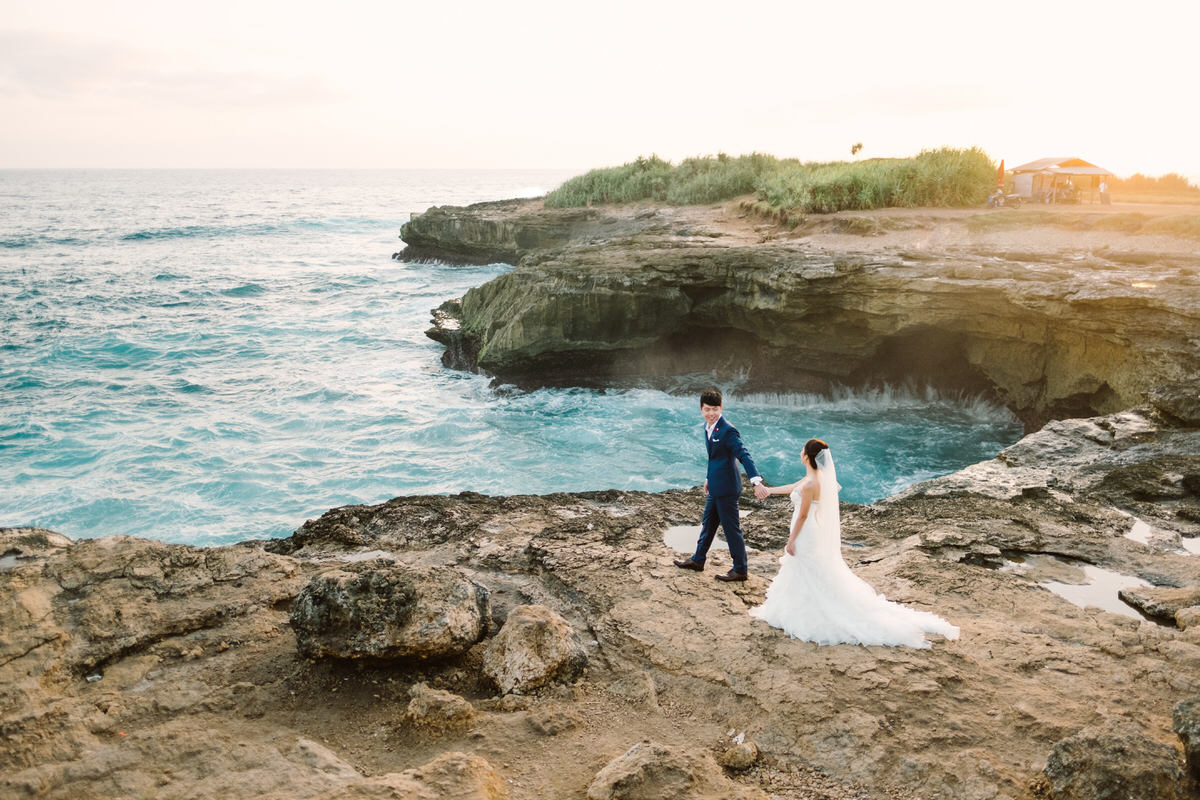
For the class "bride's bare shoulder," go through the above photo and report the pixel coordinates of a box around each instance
[800,475,820,500]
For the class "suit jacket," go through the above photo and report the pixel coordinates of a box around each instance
[705,416,760,498]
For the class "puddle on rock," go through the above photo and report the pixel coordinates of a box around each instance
[0,554,41,570]
[1001,553,1151,621]
[1040,566,1152,620]
[1122,513,1200,555]
[1125,519,1154,545]
[663,511,755,555]
[664,526,702,553]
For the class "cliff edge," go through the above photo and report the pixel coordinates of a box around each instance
[405,199,1200,430]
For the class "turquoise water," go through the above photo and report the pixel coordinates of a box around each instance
[1,170,1024,547]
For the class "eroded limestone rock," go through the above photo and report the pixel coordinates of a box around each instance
[482,604,587,695]
[1120,586,1200,622]
[0,533,301,708]
[410,200,1200,428]
[718,741,759,771]
[1147,383,1200,428]
[586,741,768,800]
[1043,720,1186,800]
[405,683,476,728]
[10,405,1200,800]
[309,751,509,800]
[290,562,489,660]
[1177,607,1200,630]
[1174,696,1200,781]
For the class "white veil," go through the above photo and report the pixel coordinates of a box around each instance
[812,448,843,565]
[751,443,962,647]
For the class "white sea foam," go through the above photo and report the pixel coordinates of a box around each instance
[732,383,1018,425]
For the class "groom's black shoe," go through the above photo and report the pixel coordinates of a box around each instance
[715,569,748,582]
[673,558,704,571]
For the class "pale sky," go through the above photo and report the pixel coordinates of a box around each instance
[3,0,1198,180]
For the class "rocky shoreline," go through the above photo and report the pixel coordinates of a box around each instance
[4,200,1200,800]
[3,386,1200,799]
[406,198,1200,431]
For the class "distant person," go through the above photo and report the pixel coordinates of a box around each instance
[749,439,961,648]
[673,388,766,582]
[1100,180,1111,205]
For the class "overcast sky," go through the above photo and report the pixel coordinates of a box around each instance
[3,0,1198,180]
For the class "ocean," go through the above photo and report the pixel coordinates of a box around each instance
[0,169,1024,547]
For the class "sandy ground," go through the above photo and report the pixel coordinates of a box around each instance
[678,198,1200,261]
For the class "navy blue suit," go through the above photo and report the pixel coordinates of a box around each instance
[691,416,760,574]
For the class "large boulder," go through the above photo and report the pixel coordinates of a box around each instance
[1043,720,1186,800]
[482,604,587,694]
[586,741,768,800]
[290,562,489,660]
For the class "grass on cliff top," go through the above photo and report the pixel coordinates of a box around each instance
[966,210,1200,240]
[545,148,997,217]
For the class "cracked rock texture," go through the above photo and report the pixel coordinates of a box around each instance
[410,199,1200,430]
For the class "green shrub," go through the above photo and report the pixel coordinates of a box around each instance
[546,154,675,206]
[545,147,997,213]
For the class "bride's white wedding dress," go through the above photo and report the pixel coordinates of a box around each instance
[749,453,960,649]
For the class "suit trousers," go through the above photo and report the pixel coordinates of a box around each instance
[692,492,748,574]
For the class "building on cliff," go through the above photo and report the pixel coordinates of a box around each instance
[1008,157,1114,204]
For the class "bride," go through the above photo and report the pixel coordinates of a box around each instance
[749,439,960,648]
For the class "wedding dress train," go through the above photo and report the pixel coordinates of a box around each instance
[749,456,960,649]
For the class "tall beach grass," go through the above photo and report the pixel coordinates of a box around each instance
[545,147,997,217]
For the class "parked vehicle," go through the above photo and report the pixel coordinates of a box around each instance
[987,190,1022,209]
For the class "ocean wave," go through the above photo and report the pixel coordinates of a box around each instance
[732,383,1018,424]
[1,235,89,249]
[118,218,389,242]
[220,284,266,297]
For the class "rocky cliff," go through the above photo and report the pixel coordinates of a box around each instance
[5,391,1200,800]
[405,199,1200,430]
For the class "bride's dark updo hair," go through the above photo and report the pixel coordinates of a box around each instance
[804,438,829,468]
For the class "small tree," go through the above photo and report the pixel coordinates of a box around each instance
[851,142,864,157]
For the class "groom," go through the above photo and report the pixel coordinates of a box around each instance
[674,388,768,582]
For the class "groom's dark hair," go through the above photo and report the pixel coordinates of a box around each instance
[700,388,723,407]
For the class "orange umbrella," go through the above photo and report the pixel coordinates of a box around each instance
[997,159,1005,188]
